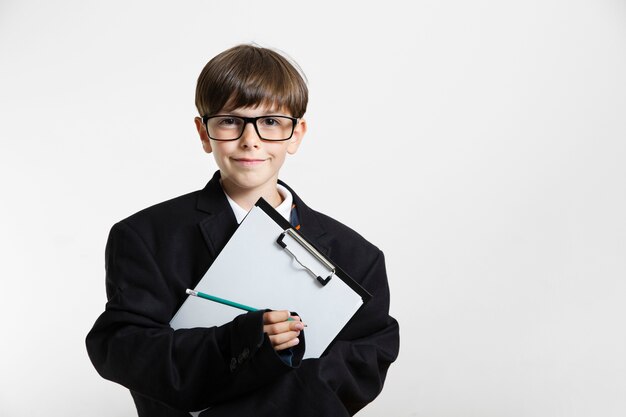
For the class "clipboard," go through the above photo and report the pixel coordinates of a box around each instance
[170,198,371,359]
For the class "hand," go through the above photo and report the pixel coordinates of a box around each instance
[263,310,304,351]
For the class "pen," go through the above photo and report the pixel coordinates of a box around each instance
[186,289,296,322]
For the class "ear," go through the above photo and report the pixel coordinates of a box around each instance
[287,118,307,155]
[194,117,212,154]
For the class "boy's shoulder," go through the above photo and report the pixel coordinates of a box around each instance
[299,205,384,281]
[116,173,226,232]
[124,190,201,223]
[280,180,381,254]
[113,189,211,242]
[307,208,372,244]
[292,193,382,266]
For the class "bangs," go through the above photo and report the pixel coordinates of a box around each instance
[220,74,303,115]
[196,45,308,118]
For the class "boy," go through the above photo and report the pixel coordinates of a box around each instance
[86,44,399,416]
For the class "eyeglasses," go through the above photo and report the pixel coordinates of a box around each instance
[201,115,298,141]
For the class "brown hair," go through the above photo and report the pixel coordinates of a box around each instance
[195,45,308,118]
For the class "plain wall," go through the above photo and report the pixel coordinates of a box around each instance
[1,0,625,416]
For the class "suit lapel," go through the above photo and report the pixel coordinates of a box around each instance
[196,171,238,259]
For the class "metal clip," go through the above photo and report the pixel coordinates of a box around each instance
[276,229,335,285]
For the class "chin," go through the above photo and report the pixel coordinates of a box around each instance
[230,173,274,189]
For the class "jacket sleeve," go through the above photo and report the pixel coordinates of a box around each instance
[85,221,304,412]
[200,249,400,417]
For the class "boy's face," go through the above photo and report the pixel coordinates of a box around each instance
[194,104,306,199]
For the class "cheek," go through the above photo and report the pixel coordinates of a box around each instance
[212,142,237,157]
[267,144,290,159]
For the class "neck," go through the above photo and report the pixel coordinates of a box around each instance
[220,179,283,211]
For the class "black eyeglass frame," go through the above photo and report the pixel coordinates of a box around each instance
[201,115,299,142]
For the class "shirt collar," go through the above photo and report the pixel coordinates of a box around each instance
[223,183,293,224]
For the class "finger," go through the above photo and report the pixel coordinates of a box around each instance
[264,320,304,335]
[268,330,300,347]
[264,321,288,335]
[291,317,307,328]
[263,310,291,325]
[273,336,300,351]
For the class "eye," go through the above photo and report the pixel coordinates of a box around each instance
[259,117,283,127]
[218,117,240,127]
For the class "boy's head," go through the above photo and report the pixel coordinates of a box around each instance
[195,44,308,118]
[193,45,309,207]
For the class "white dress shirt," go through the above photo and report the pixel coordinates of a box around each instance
[223,183,293,224]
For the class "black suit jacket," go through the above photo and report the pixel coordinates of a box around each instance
[86,171,399,416]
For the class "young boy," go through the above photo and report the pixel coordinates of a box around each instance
[86,44,399,417]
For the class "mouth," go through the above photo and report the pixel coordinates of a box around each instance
[232,158,267,166]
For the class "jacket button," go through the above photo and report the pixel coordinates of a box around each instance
[237,349,248,364]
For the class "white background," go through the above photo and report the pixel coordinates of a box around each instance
[1,1,625,416]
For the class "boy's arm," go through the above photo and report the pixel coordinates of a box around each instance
[85,221,304,412]
[200,249,400,416]
[296,250,399,415]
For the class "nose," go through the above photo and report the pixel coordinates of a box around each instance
[239,121,261,148]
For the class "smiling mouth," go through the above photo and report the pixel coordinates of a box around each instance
[233,158,266,166]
